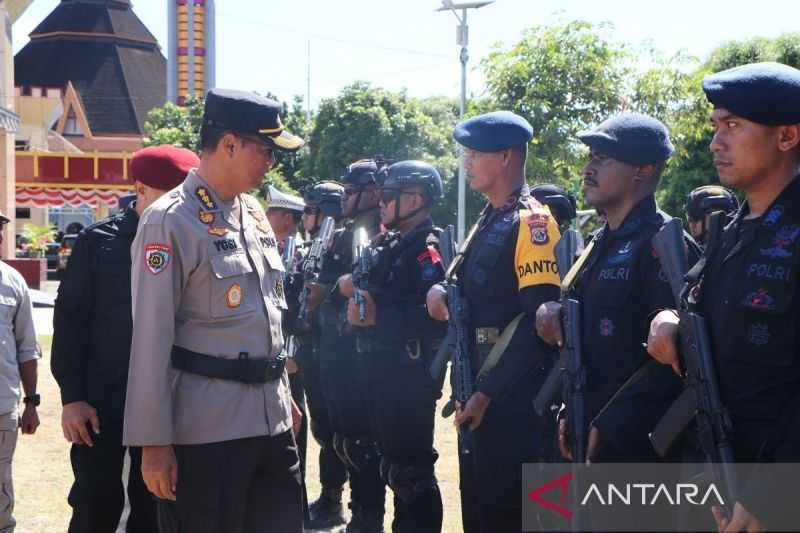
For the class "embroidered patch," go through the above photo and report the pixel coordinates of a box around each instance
[618,241,633,255]
[741,288,776,311]
[761,224,800,258]
[195,187,216,210]
[599,318,615,337]
[199,209,215,225]
[748,323,770,346]
[526,212,551,245]
[226,283,243,308]
[608,240,635,265]
[144,243,171,275]
[275,278,285,300]
[208,227,227,237]
[764,205,784,227]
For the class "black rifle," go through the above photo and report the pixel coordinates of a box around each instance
[649,218,737,511]
[297,216,336,320]
[429,224,475,455]
[351,227,372,322]
[282,235,297,284]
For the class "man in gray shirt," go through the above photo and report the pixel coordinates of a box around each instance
[0,210,40,532]
[123,90,305,533]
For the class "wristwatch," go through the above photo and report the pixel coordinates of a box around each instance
[23,394,40,407]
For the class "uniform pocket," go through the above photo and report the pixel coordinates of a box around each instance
[0,295,16,326]
[209,253,257,318]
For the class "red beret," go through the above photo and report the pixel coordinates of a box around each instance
[130,145,199,190]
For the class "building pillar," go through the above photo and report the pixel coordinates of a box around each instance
[0,7,17,259]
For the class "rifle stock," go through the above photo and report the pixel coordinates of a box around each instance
[297,217,336,320]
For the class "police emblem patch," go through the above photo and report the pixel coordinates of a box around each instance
[599,318,614,337]
[761,224,800,259]
[748,323,770,346]
[764,205,784,227]
[199,209,215,225]
[208,227,227,237]
[226,283,243,308]
[144,243,171,275]
[741,288,776,311]
[526,212,550,245]
[195,187,216,210]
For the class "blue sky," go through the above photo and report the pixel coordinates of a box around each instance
[13,0,799,109]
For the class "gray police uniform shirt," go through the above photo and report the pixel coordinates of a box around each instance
[123,171,292,446]
[0,261,38,419]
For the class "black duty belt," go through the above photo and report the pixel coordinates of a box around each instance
[171,346,287,384]
[356,337,426,360]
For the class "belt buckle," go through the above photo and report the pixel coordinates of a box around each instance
[405,339,421,360]
[475,327,499,345]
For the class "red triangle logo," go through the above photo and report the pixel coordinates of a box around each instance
[528,472,573,519]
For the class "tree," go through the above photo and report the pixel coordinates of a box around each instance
[143,97,204,149]
[481,20,631,189]
[303,82,460,224]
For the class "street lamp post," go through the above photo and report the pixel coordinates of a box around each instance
[437,0,494,242]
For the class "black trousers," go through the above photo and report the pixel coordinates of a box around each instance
[320,332,385,516]
[367,347,443,533]
[296,338,348,491]
[67,421,156,533]
[160,432,303,533]
[288,371,310,521]
[459,402,546,533]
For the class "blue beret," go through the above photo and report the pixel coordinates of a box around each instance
[577,112,674,165]
[702,62,800,126]
[453,111,533,152]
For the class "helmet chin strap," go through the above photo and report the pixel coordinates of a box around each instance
[387,195,428,229]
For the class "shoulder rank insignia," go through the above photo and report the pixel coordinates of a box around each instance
[144,243,171,275]
[199,209,215,225]
[525,211,551,245]
[208,227,228,237]
[227,283,243,308]
[195,187,216,210]
[250,209,265,222]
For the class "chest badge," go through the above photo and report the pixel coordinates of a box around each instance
[741,288,776,311]
[227,283,243,309]
[199,209,215,225]
[208,227,227,237]
[599,317,615,337]
[258,220,271,234]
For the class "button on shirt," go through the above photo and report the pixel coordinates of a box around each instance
[123,171,292,447]
[0,261,38,416]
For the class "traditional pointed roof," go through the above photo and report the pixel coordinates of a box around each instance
[14,0,166,136]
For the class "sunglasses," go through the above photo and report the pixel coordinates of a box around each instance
[379,189,421,204]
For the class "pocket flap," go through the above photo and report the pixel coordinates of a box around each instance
[210,253,253,280]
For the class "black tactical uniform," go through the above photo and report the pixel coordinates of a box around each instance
[317,161,386,532]
[690,178,800,519]
[574,196,695,460]
[457,186,561,532]
[353,161,447,533]
[297,183,350,529]
[52,205,157,532]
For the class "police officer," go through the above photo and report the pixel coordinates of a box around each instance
[684,185,738,246]
[426,111,562,533]
[649,62,800,532]
[536,113,693,464]
[123,89,305,533]
[531,183,578,230]
[311,159,386,532]
[340,161,447,533]
[53,144,198,533]
[296,181,350,529]
[266,185,311,524]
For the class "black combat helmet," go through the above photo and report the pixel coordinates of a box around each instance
[381,160,443,205]
[303,180,344,218]
[531,184,577,227]
[340,158,388,187]
[685,185,738,221]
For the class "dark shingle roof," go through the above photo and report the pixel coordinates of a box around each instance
[15,0,166,136]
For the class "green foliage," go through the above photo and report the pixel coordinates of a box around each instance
[143,97,204,150]
[22,223,57,255]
